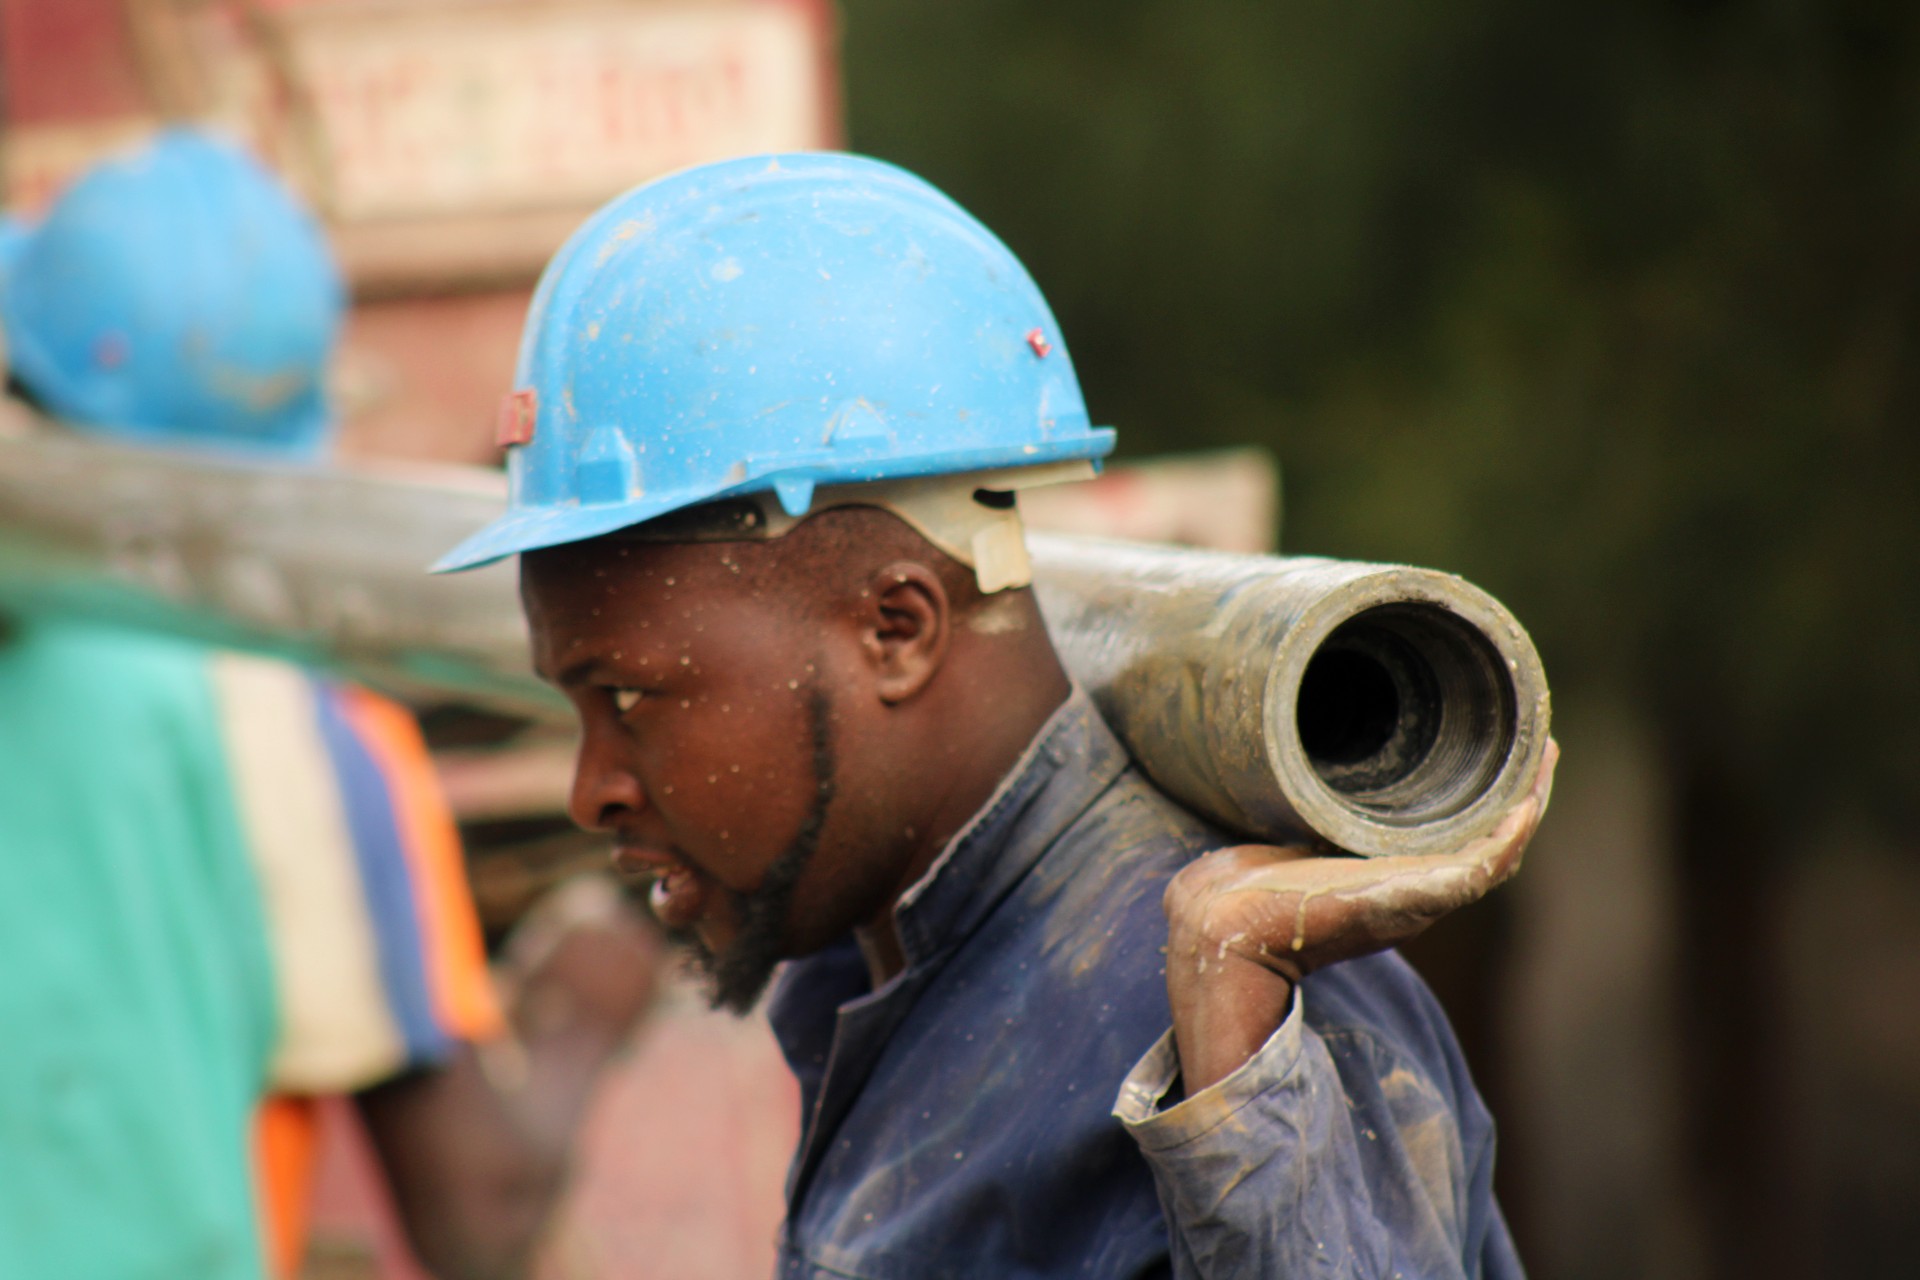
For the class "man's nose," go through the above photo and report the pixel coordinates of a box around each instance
[568,724,646,832]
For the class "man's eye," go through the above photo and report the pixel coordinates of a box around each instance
[612,688,645,714]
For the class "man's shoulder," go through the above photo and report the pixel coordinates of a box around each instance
[1,612,218,679]
[1050,756,1231,881]
[985,764,1225,1000]
[1030,759,1487,1114]
[1024,757,1222,899]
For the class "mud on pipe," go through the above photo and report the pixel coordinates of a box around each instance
[1028,534,1552,858]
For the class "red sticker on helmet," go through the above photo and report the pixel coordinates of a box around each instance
[1026,329,1052,358]
[496,388,538,447]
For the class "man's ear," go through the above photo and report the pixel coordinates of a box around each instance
[861,561,950,704]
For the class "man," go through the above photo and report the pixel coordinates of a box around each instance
[0,130,657,1280]
[438,152,1554,1278]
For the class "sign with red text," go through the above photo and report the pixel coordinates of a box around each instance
[0,0,839,290]
[284,0,834,222]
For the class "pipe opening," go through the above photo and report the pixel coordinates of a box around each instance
[1297,648,1403,767]
[1295,604,1517,825]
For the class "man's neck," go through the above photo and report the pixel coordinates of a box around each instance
[854,615,1072,988]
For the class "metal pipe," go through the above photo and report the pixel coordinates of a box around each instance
[0,412,557,719]
[0,418,1549,855]
[1029,534,1551,857]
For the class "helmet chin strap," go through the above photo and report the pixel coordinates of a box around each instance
[814,460,1097,594]
[612,460,1096,594]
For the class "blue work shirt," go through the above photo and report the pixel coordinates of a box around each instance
[767,689,1522,1279]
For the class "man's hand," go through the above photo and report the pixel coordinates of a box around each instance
[1163,741,1558,1094]
[360,877,663,1280]
[502,874,664,1049]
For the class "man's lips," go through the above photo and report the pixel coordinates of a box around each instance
[612,843,709,930]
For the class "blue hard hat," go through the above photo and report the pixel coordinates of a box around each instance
[434,152,1114,572]
[0,128,344,459]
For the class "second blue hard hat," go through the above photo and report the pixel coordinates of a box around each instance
[0,128,344,458]
[435,152,1113,571]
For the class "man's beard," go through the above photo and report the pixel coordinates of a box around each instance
[674,683,835,1014]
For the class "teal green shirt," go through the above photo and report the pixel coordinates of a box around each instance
[0,616,278,1279]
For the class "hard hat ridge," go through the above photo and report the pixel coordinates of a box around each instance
[434,151,1116,574]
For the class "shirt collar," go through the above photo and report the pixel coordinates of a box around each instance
[889,683,1130,966]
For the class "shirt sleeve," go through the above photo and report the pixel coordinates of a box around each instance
[210,654,503,1095]
[327,682,506,1051]
[1112,987,1499,1280]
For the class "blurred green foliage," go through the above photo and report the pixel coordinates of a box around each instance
[841,0,1919,833]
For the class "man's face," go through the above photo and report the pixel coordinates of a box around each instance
[521,536,887,1011]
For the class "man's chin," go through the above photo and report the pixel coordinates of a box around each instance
[667,924,783,1016]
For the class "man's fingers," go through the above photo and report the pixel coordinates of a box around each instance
[1451,737,1558,885]
[1167,741,1561,974]
[1162,841,1315,934]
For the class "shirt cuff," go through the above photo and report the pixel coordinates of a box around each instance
[1112,991,1307,1152]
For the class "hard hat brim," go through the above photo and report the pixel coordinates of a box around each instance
[431,431,1116,573]
[431,490,698,573]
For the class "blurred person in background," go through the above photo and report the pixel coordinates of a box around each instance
[0,129,659,1280]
